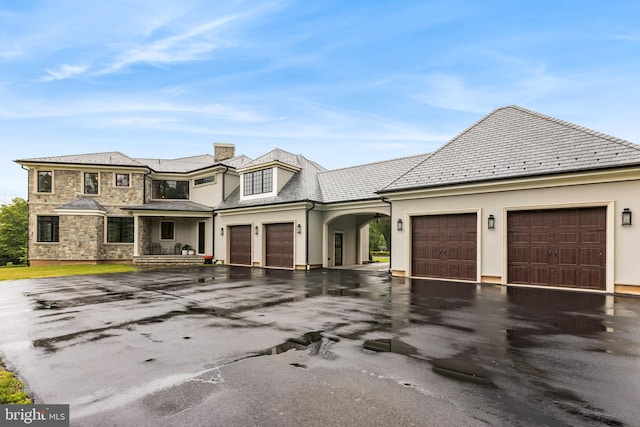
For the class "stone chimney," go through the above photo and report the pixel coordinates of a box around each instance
[213,143,236,162]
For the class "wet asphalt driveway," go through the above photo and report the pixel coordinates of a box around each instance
[1,266,639,426]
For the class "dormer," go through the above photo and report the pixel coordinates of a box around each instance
[238,149,301,201]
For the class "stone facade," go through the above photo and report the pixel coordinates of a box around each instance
[27,168,144,265]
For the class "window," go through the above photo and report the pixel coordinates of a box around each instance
[84,172,99,194]
[160,221,175,240]
[194,175,215,186]
[37,216,59,242]
[152,180,189,199]
[243,169,273,196]
[107,217,134,243]
[115,173,130,187]
[37,171,52,193]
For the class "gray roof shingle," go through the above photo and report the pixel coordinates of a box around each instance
[17,152,146,168]
[318,154,429,203]
[55,198,107,212]
[124,201,214,212]
[382,105,640,192]
[240,148,302,170]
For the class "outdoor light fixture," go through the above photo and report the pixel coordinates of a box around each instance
[622,208,632,226]
[297,224,302,234]
[255,225,259,235]
[397,218,403,231]
[220,227,224,236]
[488,214,495,229]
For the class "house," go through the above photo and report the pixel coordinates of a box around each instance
[15,106,640,295]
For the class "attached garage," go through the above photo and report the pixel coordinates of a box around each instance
[229,225,251,265]
[265,223,294,268]
[507,207,606,290]
[411,213,477,281]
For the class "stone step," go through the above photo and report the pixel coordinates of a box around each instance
[133,255,205,266]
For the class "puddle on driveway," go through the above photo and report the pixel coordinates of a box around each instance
[362,338,417,356]
[431,358,494,386]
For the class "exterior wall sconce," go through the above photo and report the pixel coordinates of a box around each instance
[622,208,632,226]
[297,224,302,234]
[397,219,403,231]
[255,225,259,235]
[220,227,224,236]
[487,215,495,229]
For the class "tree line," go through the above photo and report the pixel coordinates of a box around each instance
[0,198,28,266]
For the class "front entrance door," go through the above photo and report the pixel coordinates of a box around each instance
[198,222,206,254]
[335,233,343,266]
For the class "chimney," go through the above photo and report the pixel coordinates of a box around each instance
[214,143,236,162]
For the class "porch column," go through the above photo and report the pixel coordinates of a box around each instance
[322,222,329,268]
[133,214,140,256]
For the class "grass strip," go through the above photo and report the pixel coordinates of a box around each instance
[0,264,137,281]
[0,360,32,404]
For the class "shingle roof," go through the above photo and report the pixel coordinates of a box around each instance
[16,152,146,168]
[240,148,302,170]
[382,105,640,192]
[16,151,252,174]
[318,154,429,203]
[217,153,326,209]
[123,201,213,212]
[55,198,107,212]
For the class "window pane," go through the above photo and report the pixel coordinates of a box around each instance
[115,173,130,187]
[195,176,215,185]
[160,221,174,240]
[244,173,253,196]
[37,171,52,193]
[37,216,59,242]
[152,180,189,199]
[107,217,134,243]
[84,172,99,194]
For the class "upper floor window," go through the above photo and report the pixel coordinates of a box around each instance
[37,216,59,242]
[152,180,189,199]
[84,172,99,194]
[107,217,134,243]
[243,169,273,196]
[37,171,52,193]
[194,175,215,186]
[115,173,130,187]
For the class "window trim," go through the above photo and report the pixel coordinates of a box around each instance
[159,220,176,241]
[106,216,134,244]
[242,168,274,196]
[36,170,54,194]
[151,179,190,200]
[83,171,100,195]
[194,175,216,186]
[114,173,131,188]
[37,216,59,243]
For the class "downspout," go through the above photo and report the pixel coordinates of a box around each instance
[305,201,316,270]
[381,197,392,276]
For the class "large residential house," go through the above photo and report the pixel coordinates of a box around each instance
[16,106,640,295]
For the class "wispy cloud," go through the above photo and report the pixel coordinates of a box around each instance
[41,64,89,81]
[100,15,240,74]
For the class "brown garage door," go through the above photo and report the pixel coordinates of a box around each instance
[508,207,606,290]
[265,223,294,268]
[229,225,251,265]
[412,213,477,280]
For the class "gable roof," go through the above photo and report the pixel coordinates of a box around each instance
[239,148,302,171]
[382,105,640,193]
[217,152,325,209]
[318,154,429,203]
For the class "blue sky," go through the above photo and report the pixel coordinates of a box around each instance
[2,0,640,200]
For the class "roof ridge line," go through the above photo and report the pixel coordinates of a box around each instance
[320,152,431,175]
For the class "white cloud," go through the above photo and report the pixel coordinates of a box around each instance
[41,64,89,82]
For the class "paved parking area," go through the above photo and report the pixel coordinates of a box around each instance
[1,266,639,426]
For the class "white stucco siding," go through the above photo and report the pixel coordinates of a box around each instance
[190,173,223,206]
[307,209,324,267]
[216,206,307,268]
[389,176,640,290]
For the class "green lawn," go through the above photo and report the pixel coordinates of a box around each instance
[372,255,390,263]
[0,360,31,404]
[0,264,138,281]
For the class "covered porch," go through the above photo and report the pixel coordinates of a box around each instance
[123,201,215,263]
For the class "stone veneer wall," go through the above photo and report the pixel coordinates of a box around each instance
[27,168,145,264]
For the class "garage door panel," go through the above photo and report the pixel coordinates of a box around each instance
[412,213,477,281]
[229,225,251,265]
[507,207,606,290]
[265,223,293,268]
